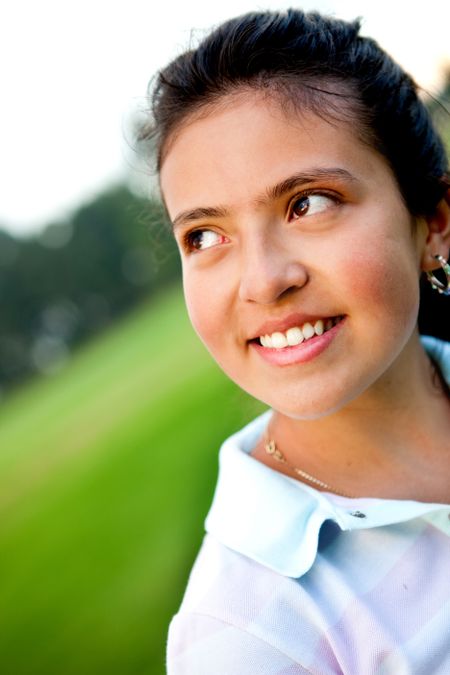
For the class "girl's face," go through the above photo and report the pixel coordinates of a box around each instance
[160,95,428,419]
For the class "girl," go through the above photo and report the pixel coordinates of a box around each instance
[141,9,450,674]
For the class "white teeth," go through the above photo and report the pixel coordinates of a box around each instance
[258,316,341,348]
[286,326,304,346]
[301,322,315,340]
[314,319,324,336]
[271,332,288,349]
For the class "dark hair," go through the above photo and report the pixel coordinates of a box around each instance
[140,8,449,339]
[142,8,449,216]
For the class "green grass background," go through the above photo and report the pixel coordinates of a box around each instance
[0,283,264,675]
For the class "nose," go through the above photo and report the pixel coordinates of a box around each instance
[238,232,309,304]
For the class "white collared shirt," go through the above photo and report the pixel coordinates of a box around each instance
[167,337,450,674]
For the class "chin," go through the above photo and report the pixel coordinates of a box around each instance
[253,379,371,421]
[269,399,350,421]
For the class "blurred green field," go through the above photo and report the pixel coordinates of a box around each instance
[0,283,263,675]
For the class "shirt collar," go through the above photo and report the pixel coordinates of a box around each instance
[205,337,450,577]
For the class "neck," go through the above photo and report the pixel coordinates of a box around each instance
[263,334,450,501]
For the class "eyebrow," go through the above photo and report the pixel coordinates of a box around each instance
[171,167,357,231]
[265,168,357,201]
[172,205,228,231]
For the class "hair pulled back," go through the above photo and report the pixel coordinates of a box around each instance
[143,8,448,218]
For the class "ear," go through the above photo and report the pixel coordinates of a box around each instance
[420,191,450,272]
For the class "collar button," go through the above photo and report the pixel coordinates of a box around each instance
[349,510,366,519]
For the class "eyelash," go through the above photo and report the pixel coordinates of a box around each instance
[181,189,342,253]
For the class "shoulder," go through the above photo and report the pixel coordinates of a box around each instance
[174,534,290,621]
[167,535,315,674]
[167,612,313,674]
[167,522,450,674]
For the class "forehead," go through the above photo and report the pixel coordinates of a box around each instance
[160,93,392,216]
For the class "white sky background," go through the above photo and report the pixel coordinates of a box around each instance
[1,0,449,236]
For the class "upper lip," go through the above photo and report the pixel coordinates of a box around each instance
[249,312,340,340]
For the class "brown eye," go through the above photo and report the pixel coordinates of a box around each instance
[185,229,225,252]
[292,196,310,218]
[188,230,206,250]
[290,194,336,220]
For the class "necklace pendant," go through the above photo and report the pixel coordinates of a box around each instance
[264,439,285,463]
[265,440,276,455]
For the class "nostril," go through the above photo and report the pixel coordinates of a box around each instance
[280,285,303,300]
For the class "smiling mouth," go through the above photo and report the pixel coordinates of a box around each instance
[251,316,344,349]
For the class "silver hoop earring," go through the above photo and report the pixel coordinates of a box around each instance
[426,254,450,295]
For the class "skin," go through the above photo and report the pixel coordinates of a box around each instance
[160,93,450,502]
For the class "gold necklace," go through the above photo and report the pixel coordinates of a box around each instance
[263,430,355,499]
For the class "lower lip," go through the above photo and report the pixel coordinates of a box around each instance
[250,318,345,366]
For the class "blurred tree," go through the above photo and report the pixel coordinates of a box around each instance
[0,184,179,392]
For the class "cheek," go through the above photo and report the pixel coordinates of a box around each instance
[182,271,224,348]
[336,235,420,329]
